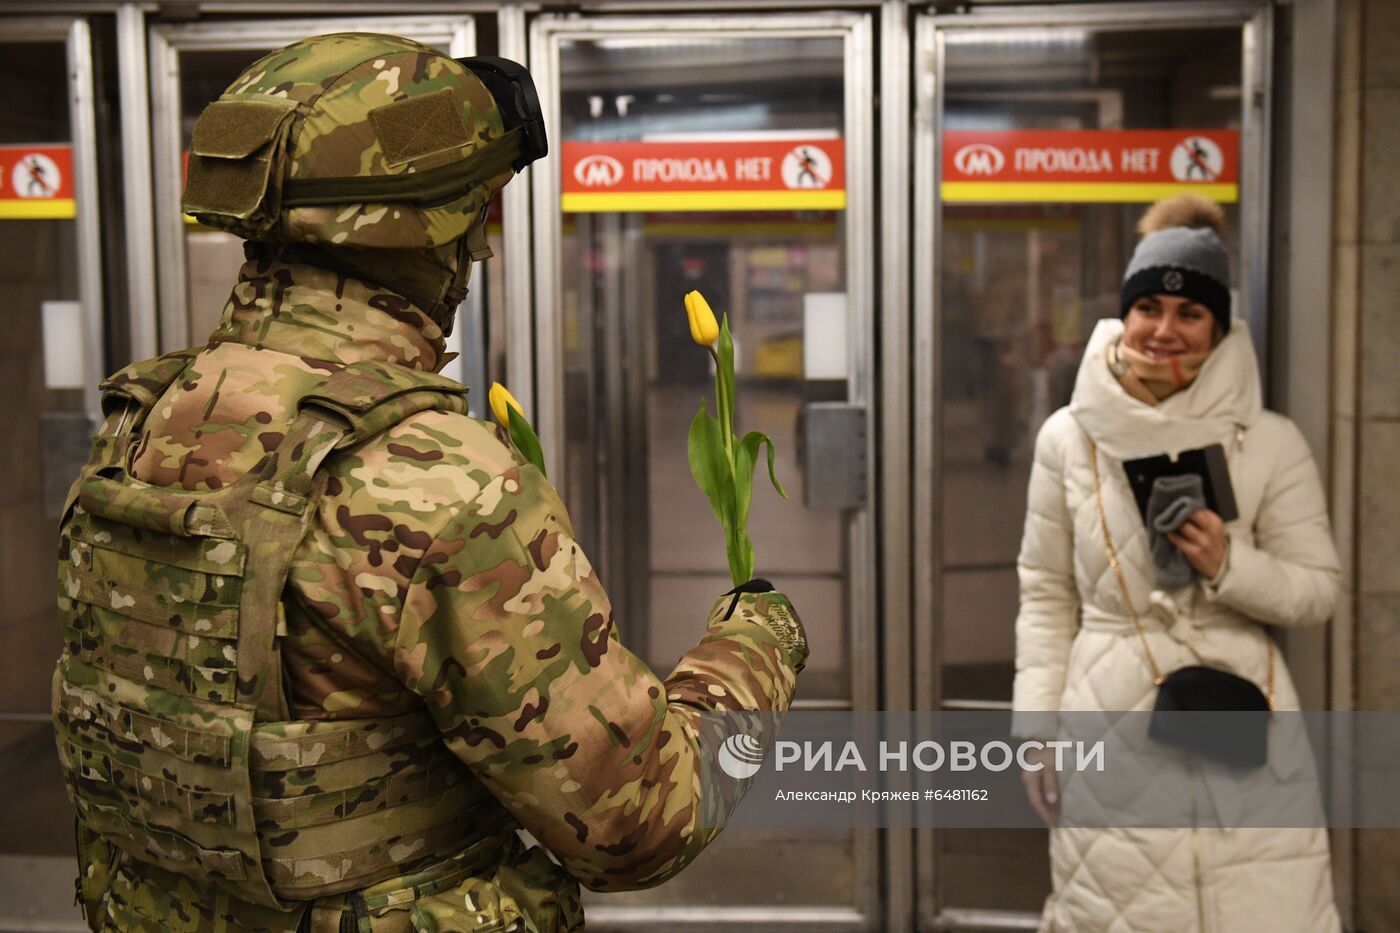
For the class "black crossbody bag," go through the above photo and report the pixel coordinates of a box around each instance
[1088,436,1273,770]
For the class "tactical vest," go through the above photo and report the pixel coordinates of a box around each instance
[53,352,509,911]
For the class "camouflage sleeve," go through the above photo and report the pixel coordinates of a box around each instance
[392,463,806,891]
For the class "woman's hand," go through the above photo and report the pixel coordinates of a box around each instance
[1167,508,1228,580]
[1020,746,1060,827]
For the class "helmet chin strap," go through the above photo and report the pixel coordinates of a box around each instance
[433,236,477,337]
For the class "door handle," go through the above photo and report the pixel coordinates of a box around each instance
[798,402,867,510]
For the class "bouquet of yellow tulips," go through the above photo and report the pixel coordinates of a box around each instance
[684,290,787,586]
[489,382,547,478]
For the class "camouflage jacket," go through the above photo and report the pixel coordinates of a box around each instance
[82,255,806,933]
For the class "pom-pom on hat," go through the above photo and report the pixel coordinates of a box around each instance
[1121,194,1231,333]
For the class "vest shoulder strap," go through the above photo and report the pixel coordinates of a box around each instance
[297,360,470,450]
[99,349,200,420]
[67,350,201,514]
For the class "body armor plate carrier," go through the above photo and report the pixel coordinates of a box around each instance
[53,352,507,910]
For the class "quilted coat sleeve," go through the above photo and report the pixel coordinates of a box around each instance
[1203,416,1341,628]
[1011,410,1081,739]
[392,461,806,893]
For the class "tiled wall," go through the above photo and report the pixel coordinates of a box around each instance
[1333,1,1400,928]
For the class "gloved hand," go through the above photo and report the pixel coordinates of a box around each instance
[722,578,775,618]
[720,579,806,674]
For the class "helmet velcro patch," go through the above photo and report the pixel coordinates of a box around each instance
[368,88,470,167]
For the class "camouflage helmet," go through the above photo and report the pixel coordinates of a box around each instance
[182,33,546,252]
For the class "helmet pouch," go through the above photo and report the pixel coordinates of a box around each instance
[183,97,298,239]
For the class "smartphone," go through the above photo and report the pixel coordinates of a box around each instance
[1121,442,1239,524]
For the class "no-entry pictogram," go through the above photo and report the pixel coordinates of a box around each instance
[12,152,62,198]
[782,146,833,190]
[0,145,76,218]
[1170,136,1225,182]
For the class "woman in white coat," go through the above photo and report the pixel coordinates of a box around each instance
[1013,195,1343,932]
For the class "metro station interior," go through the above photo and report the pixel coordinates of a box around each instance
[0,1,1396,930]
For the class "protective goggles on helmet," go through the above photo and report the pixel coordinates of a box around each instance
[456,56,549,172]
[280,55,547,209]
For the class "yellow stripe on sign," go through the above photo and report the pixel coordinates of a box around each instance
[562,190,847,213]
[944,216,1082,232]
[941,182,1239,204]
[0,198,76,219]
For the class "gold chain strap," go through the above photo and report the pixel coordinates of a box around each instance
[1086,434,1274,707]
[1266,624,1275,709]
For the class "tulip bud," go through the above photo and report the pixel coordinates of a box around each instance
[685,290,720,347]
[489,382,525,430]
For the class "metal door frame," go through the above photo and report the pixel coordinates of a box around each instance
[529,11,880,931]
[145,15,475,358]
[0,19,104,932]
[912,3,1273,930]
[4,16,104,422]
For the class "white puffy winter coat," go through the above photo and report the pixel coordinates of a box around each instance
[1012,318,1342,933]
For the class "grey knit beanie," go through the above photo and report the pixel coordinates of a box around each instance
[1120,225,1232,333]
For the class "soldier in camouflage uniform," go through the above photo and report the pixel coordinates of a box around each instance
[53,34,806,932]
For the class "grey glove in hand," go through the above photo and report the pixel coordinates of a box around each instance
[1147,473,1206,589]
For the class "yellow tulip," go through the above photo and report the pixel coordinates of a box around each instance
[489,382,525,429]
[685,290,720,347]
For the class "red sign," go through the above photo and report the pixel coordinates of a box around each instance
[561,138,845,213]
[942,130,1239,203]
[0,144,75,218]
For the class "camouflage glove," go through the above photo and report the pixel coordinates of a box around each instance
[720,580,808,675]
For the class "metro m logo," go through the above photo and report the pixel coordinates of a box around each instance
[573,154,624,188]
[952,143,1006,177]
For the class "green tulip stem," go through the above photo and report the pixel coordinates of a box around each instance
[710,346,735,472]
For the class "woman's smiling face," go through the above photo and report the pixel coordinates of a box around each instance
[1122,294,1217,359]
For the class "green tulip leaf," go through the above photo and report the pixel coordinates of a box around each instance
[506,408,547,479]
[740,430,788,502]
[688,399,735,529]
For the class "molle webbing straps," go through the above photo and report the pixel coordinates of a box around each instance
[247,712,507,899]
[55,355,482,910]
[57,348,285,907]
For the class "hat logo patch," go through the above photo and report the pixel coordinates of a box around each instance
[1162,270,1184,292]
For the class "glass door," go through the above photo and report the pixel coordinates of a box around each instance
[530,13,878,929]
[913,3,1272,929]
[0,15,104,931]
[148,16,505,406]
